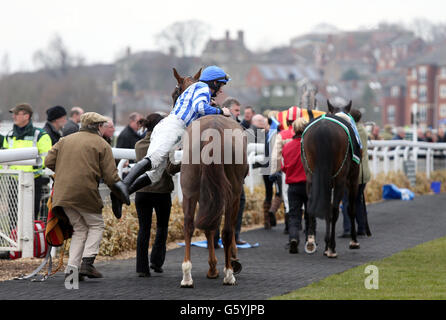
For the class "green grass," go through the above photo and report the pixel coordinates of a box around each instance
[273,236,446,300]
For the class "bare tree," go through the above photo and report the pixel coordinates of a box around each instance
[0,53,10,78]
[155,20,209,57]
[33,34,84,74]
[410,18,446,42]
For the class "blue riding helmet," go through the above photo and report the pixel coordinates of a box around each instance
[199,66,231,83]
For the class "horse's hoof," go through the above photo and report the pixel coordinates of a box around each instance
[180,280,194,288]
[231,260,242,275]
[223,268,236,285]
[207,271,219,279]
[349,241,360,249]
[304,241,317,254]
[327,251,338,258]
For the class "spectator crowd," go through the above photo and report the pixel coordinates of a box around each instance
[6,96,440,281]
[367,123,446,142]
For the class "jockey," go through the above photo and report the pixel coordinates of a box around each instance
[111,66,231,217]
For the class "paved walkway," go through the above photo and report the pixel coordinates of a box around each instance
[1,194,446,300]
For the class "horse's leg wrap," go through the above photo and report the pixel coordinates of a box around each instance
[269,195,282,214]
[305,235,317,254]
[180,261,193,288]
[223,267,236,285]
[263,201,271,229]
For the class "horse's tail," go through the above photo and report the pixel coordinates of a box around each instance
[195,144,232,231]
[307,127,333,220]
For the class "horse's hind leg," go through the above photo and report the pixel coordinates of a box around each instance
[326,184,343,258]
[222,203,237,285]
[205,229,219,279]
[229,199,242,275]
[348,183,360,249]
[181,196,198,288]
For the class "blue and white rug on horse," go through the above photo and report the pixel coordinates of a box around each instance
[177,239,259,249]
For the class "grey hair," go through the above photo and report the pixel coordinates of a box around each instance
[222,97,240,109]
[129,112,141,122]
[85,122,103,131]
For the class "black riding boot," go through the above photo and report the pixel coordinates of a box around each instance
[80,256,103,278]
[128,174,152,194]
[110,180,131,219]
[123,157,152,187]
[111,160,152,219]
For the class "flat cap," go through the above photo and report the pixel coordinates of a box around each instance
[10,103,33,115]
[80,112,109,127]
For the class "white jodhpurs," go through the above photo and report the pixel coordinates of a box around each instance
[282,175,289,212]
[144,114,185,183]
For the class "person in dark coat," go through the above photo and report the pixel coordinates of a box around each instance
[116,112,143,149]
[62,106,84,137]
[241,106,255,130]
[133,113,180,277]
[44,105,67,145]
[281,118,310,253]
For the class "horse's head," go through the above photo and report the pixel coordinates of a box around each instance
[327,99,352,115]
[172,67,202,106]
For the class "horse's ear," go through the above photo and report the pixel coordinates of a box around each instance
[327,99,334,113]
[173,68,183,83]
[345,100,352,113]
[193,68,202,80]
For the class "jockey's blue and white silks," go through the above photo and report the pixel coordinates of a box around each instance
[338,112,363,149]
[267,117,280,143]
[171,82,221,127]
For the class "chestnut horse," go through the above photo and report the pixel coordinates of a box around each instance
[172,67,202,105]
[302,100,365,258]
[171,69,248,287]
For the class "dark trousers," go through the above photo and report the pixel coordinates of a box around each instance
[262,175,281,203]
[34,176,44,220]
[135,192,172,273]
[342,183,367,234]
[288,182,314,241]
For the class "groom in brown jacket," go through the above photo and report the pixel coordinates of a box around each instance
[45,112,129,279]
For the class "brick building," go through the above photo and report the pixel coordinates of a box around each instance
[379,71,406,127]
[405,45,446,129]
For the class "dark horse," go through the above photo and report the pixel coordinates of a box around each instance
[170,69,248,287]
[302,100,366,258]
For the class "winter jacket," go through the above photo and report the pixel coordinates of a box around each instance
[116,125,142,149]
[45,128,120,214]
[2,121,52,177]
[44,122,63,146]
[281,137,306,184]
[270,127,294,174]
[62,119,80,137]
[358,123,371,184]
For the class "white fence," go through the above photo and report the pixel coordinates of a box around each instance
[367,140,446,178]
[110,141,446,202]
[0,170,34,257]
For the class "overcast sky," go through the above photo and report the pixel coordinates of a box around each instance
[0,0,444,72]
